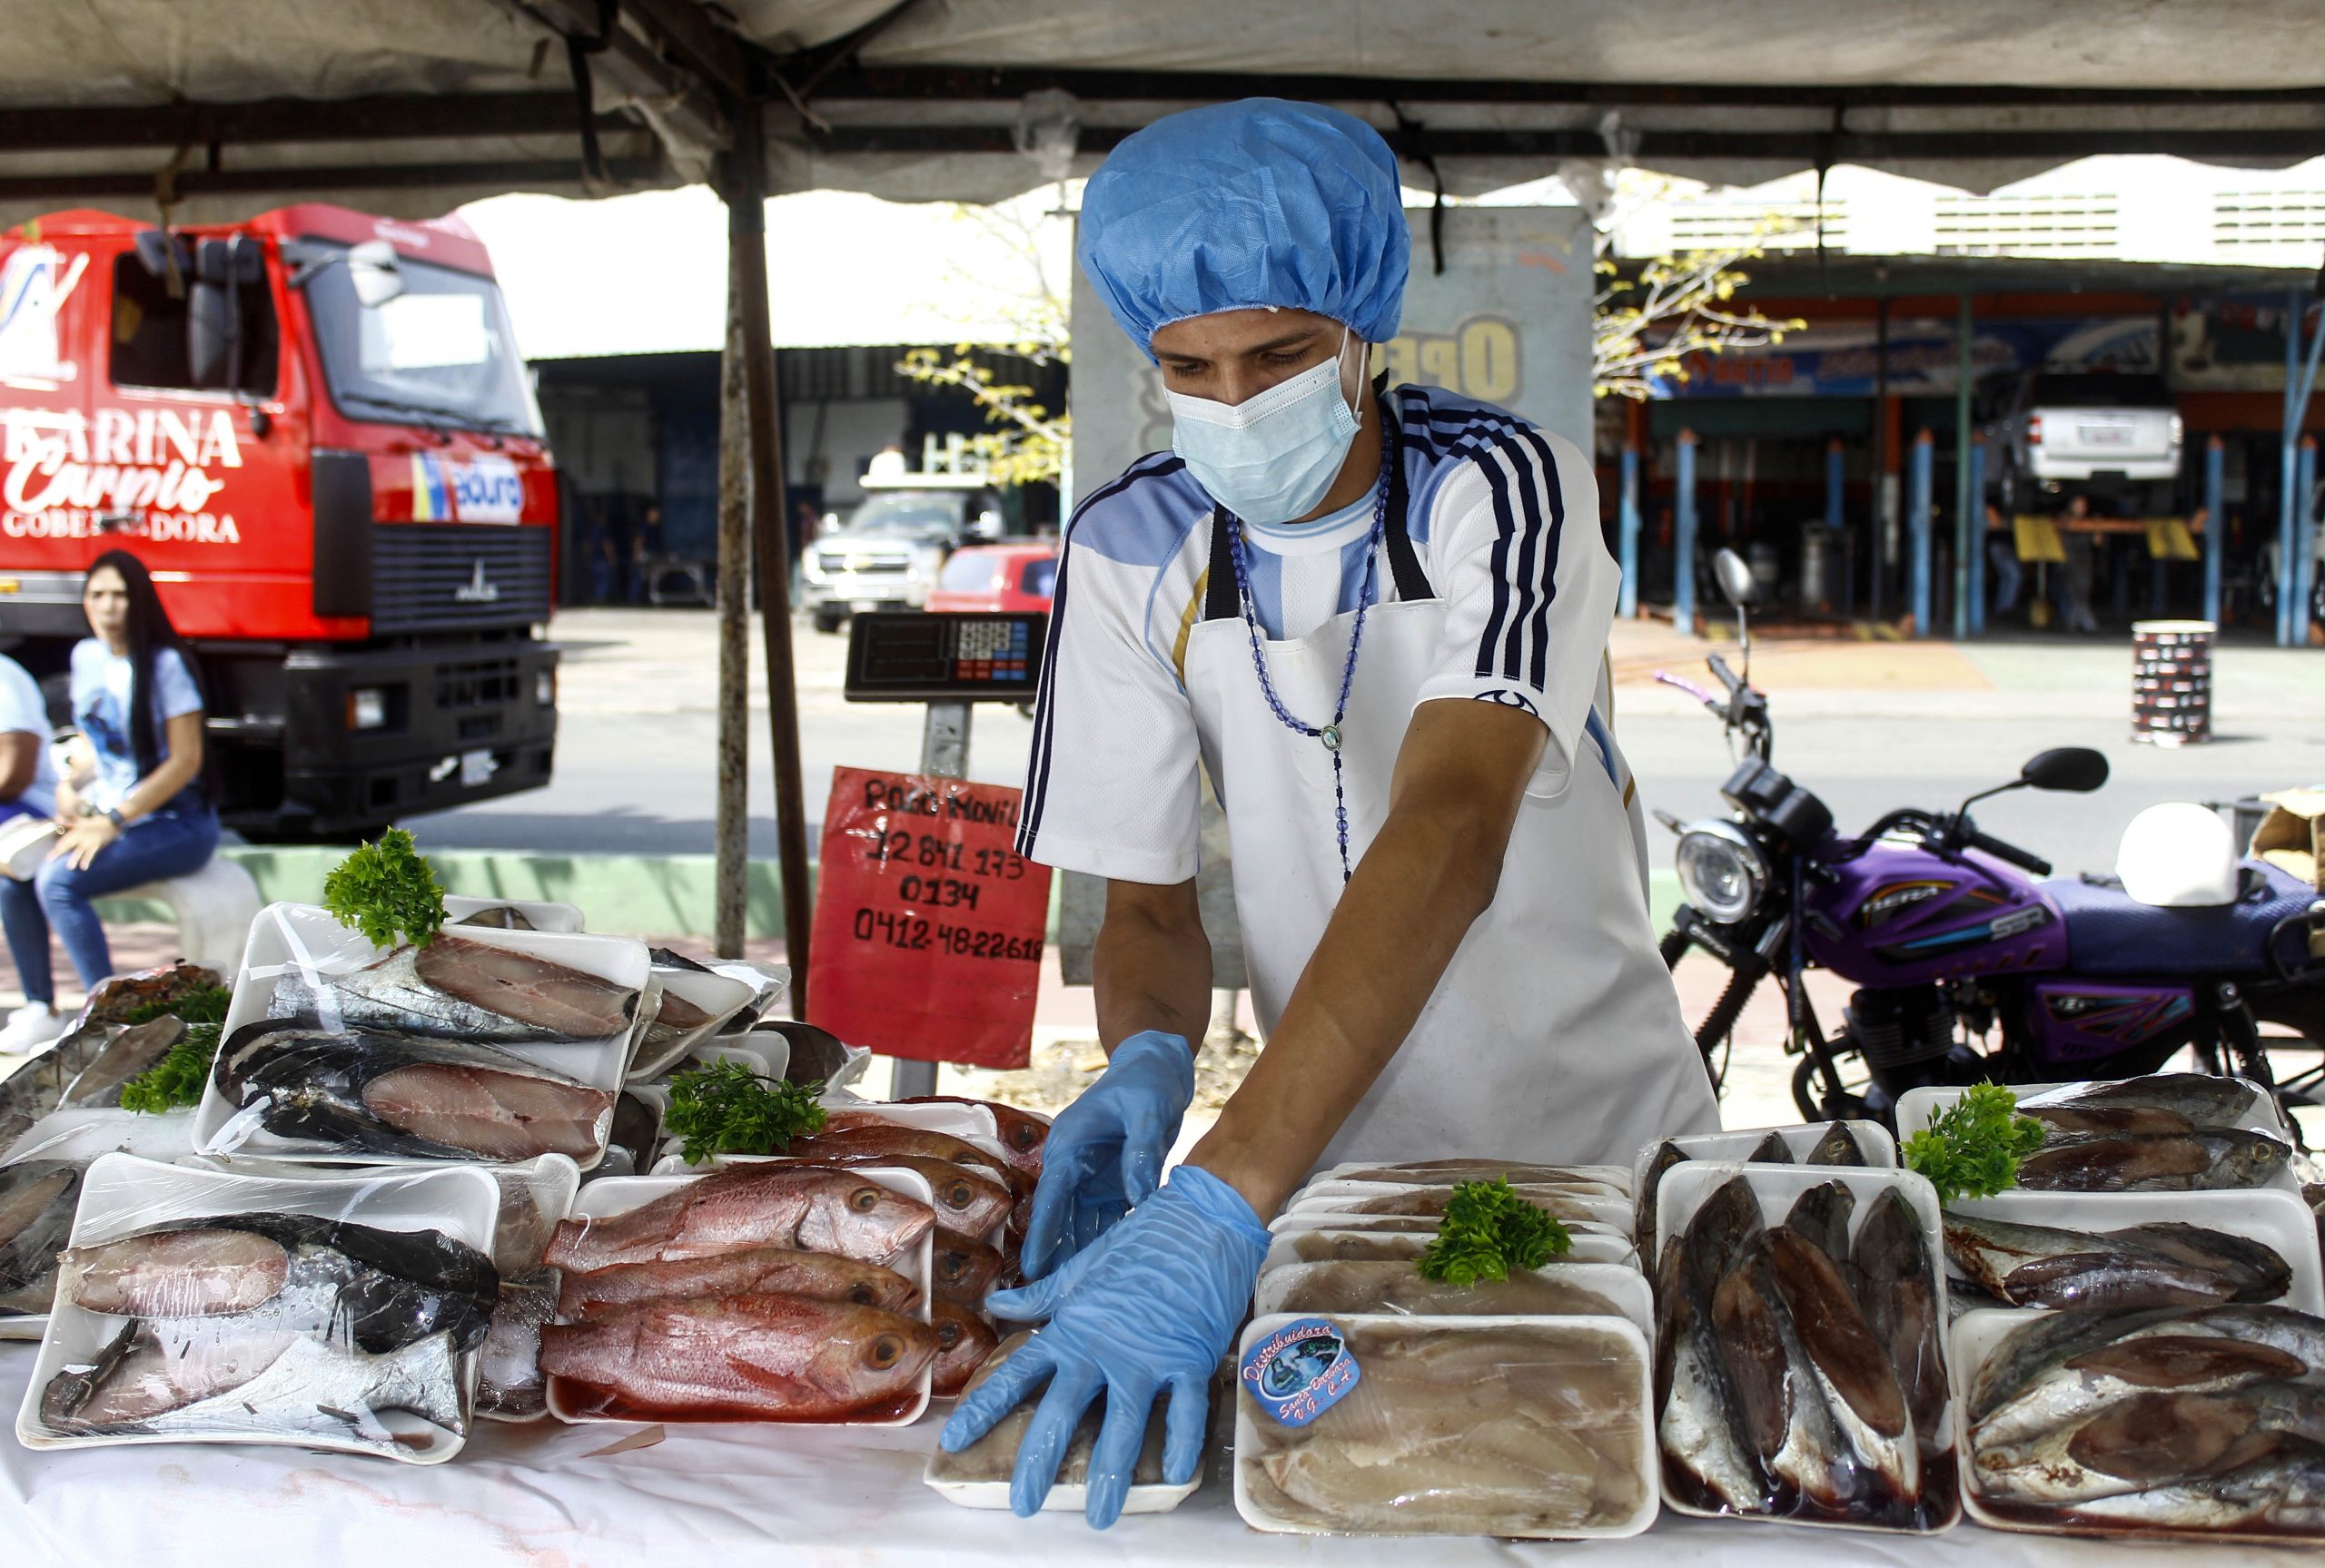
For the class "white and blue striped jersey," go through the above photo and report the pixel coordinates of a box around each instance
[1019,384,1621,885]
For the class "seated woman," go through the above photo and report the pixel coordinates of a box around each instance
[0,551,220,1052]
[0,649,59,826]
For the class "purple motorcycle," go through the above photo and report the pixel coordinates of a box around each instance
[1658,551,2325,1130]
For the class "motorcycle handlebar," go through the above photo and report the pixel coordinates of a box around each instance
[1707,654,1744,694]
[1962,827,2053,877]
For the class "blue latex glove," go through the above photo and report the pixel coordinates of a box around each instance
[1018,1030,1194,1280]
[938,1164,1268,1528]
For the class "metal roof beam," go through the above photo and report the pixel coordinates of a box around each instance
[0,156,666,204]
[812,64,2325,112]
[0,93,626,153]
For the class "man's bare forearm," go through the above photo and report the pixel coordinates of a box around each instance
[1092,877,1212,1056]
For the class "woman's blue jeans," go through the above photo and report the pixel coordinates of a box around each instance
[0,807,220,1003]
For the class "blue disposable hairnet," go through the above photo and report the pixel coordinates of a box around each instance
[1078,99,1409,360]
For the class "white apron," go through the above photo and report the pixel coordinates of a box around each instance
[1182,518,1719,1170]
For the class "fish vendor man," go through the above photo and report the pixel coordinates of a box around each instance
[941,99,1718,1524]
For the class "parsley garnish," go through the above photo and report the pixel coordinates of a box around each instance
[322,828,446,950]
[120,983,232,1027]
[1902,1082,2047,1204]
[1416,1178,1572,1286]
[118,1022,223,1114]
[664,1060,827,1165]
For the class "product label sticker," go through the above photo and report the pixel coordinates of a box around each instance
[1241,1317,1360,1428]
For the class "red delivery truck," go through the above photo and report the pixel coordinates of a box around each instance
[0,204,559,840]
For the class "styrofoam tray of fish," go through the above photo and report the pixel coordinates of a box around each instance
[1232,1311,1657,1538]
[1652,1162,1960,1532]
[185,1149,584,1421]
[1261,1226,1637,1278]
[1268,1211,1628,1242]
[1899,1075,2297,1196]
[816,1095,1005,1158]
[1255,1259,1654,1334]
[925,1327,1196,1513]
[16,1152,500,1464]
[540,1164,939,1426]
[442,895,585,933]
[2,1110,201,1340]
[1305,1159,1636,1196]
[1634,1119,1895,1199]
[1296,1172,1630,1208]
[193,902,649,1169]
[1279,1184,1631,1232]
[623,964,760,1082]
[1953,1302,2325,1543]
[1942,1187,2324,1317]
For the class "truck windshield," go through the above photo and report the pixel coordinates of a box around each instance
[304,242,544,435]
[846,493,965,537]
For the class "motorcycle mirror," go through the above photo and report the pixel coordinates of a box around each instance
[2021,746,2110,793]
[1713,547,1758,608]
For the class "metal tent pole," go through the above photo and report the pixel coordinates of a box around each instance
[2203,436,2225,627]
[726,97,816,1011]
[1909,429,1934,636]
[1967,437,1987,635]
[1674,429,1698,636]
[1618,444,1641,618]
[1953,293,1974,641]
[713,242,751,958]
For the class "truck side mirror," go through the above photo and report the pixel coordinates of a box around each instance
[347,240,404,309]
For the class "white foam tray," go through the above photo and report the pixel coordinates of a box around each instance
[623,964,760,1082]
[195,902,649,1169]
[1898,1076,2289,1143]
[1266,1211,1628,1241]
[1652,1160,1961,1533]
[1306,1159,1636,1196]
[1278,1182,1631,1232]
[1260,1226,1636,1277]
[1232,1311,1657,1539]
[15,1153,500,1463]
[1632,1119,1895,1204]
[1254,1258,1653,1335]
[0,1110,202,1342]
[542,1165,936,1428]
[1943,1186,2325,1315]
[1950,1305,2325,1545]
[442,895,585,933]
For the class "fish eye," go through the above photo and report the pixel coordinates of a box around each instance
[936,1322,963,1349]
[936,1252,966,1281]
[850,1187,881,1212]
[945,1181,974,1208]
[869,1335,903,1366]
[850,1285,876,1305]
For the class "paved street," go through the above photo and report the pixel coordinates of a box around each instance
[410,606,2325,886]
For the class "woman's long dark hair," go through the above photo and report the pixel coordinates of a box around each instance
[85,548,201,779]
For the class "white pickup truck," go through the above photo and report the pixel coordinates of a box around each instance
[1983,370,2183,512]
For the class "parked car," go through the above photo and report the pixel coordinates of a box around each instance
[1982,370,2183,512]
[800,482,1004,633]
[924,541,1061,616]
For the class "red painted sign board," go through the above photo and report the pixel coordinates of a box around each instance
[806,766,1051,1069]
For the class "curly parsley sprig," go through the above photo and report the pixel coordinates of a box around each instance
[1416,1178,1572,1286]
[118,1022,223,1114]
[1903,1082,2047,1204]
[322,828,446,951]
[664,1060,827,1165]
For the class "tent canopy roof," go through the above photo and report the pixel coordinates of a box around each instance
[5,0,2324,226]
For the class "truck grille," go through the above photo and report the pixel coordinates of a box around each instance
[371,525,551,633]
[818,548,910,577]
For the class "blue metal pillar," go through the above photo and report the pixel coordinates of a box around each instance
[1952,292,1974,641]
[1967,438,1987,635]
[1825,439,1845,531]
[1618,445,1642,619]
[1909,429,1934,636]
[1674,429,1699,636]
[2282,290,2305,646]
[2299,436,2319,643]
[2203,436,2225,626]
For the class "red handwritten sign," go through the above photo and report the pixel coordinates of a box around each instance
[806,766,1051,1069]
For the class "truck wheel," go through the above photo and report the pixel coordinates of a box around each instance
[812,608,843,635]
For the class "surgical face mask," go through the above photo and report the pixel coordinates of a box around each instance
[1167,329,1362,526]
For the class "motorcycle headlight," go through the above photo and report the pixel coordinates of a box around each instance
[1676,819,1767,924]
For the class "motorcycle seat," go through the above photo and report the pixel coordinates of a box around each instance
[2044,860,2320,977]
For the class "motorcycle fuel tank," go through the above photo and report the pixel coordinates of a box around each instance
[2025,981,2199,1063]
[1804,843,2068,987]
